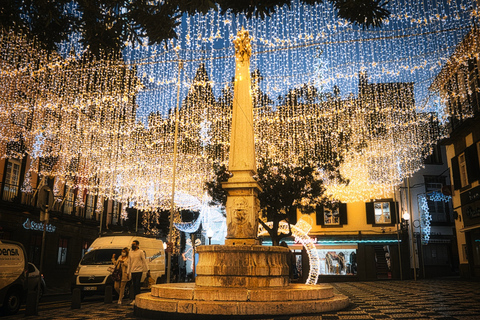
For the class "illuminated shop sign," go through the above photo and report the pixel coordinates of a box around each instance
[294,237,317,244]
[23,218,56,233]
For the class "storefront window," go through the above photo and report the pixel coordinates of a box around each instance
[374,202,391,224]
[294,253,302,279]
[57,237,68,265]
[29,234,42,266]
[82,240,90,258]
[318,248,357,275]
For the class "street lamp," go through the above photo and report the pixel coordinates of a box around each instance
[206,229,213,245]
[402,212,410,230]
[402,210,419,280]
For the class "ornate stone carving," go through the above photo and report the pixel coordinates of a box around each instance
[227,197,253,238]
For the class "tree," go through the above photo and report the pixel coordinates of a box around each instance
[1,0,390,55]
[206,158,327,246]
[283,83,321,107]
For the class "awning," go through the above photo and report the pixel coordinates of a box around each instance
[459,225,480,233]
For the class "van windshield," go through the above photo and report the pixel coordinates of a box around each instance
[81,249,122,265]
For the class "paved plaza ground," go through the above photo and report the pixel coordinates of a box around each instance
[3,279,480,320]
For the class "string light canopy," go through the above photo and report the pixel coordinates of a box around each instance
[0,0,477,217]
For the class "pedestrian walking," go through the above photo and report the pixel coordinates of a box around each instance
[111,247,130,305]
[127,240,148,305]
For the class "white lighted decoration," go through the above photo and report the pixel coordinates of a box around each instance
[23,218,56,233]
[0,1,476,213]
[417,191,451,244]
[258,217,320,285]
[173,193,227,242]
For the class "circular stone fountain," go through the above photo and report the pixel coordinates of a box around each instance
[134,29,349,319]
[135,245,349,318]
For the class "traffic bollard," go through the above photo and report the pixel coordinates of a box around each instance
[25,291,38,316]
[104,285,113,304]
[129,283,135,300]
[71,288,81,309]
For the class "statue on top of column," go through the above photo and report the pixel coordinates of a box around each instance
[233,28,251,63]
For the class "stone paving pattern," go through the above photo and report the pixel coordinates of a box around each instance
[3,279,480,319]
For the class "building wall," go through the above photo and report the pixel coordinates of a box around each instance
[433,27,480,279]
[0,154,130,289]
[296,189,411,282]
[446,144,468,268]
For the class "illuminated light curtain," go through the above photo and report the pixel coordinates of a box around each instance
[1,0,477,214]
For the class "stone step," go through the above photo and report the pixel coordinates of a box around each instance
[136,289,349,317]
[150,283,335,302]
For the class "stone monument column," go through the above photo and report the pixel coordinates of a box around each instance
[134,28,349,317]
[222,28,262,246]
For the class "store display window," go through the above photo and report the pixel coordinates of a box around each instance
[317,248,357,275]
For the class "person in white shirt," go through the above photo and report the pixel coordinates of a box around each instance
[127,240,148,305]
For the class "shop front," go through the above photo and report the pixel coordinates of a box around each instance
[288,234,410,283]
[0,204,99,290]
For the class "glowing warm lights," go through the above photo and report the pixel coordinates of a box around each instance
[258,217,320,284]
[0,0,477,219]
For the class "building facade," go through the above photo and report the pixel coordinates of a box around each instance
[396,145,457,279]
[0,155,131,290]
[432,27,480,279]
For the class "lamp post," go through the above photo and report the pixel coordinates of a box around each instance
[166,59,183,284]
[402,210,418,281]
[37,186,51,313]
[206,229,213,245]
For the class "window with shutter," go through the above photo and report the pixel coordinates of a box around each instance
[366,201,398,225]
[451,156,461,190]
[324,207,340,225]
[339,203,348,225]
[465,144,480,183]
[366,202,375,224]
[315,205,324,226]
[459,153,468,187]
[2,159,21,201]
[374,202,391,224]
[317,203,347,226]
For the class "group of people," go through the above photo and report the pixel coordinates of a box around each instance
[111,240,148,305]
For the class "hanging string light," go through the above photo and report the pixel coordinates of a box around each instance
[0,0,477,216]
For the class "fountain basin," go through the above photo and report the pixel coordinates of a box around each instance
[135,283,349,318]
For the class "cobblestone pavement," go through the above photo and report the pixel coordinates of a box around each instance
[2,279,479,320]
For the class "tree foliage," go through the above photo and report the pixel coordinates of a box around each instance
[206,159,327,246]
[1,0,390,55]
[256,158,327,246]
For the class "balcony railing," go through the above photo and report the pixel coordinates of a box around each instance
[2,183,19,202]
[1,182,118,226]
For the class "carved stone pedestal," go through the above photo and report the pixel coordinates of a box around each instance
[195,245,289,287]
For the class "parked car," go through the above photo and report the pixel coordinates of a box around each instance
[27,263,46,299]
[73,235,165,298]
[0,240,28,316]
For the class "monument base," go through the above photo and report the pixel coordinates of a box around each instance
[135,245,349,318]
[135,283,349,319]
[195,245,289,287]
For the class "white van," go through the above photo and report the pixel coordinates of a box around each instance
[0,240,28,315]
[73,236,165,297]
